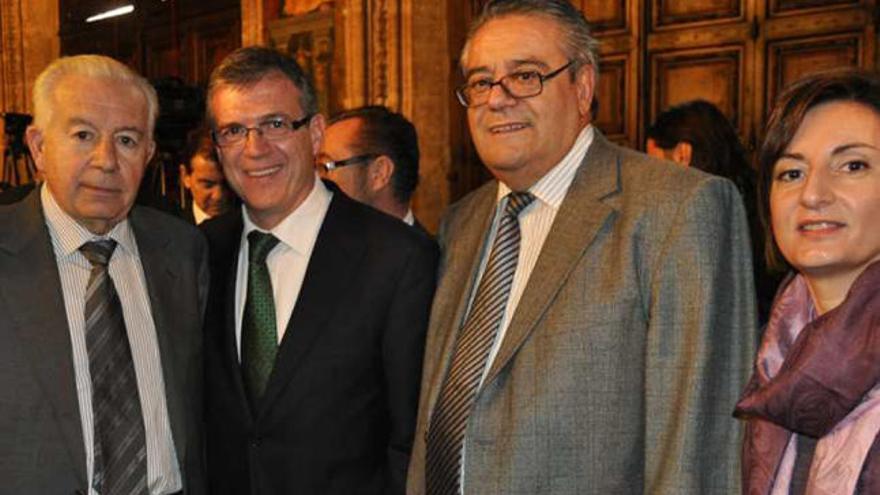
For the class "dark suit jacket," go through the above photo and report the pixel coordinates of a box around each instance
[202,183,438,495]
[407,131,757,494]
[0,188,209,494]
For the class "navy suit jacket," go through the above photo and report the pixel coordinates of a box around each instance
[202,182,438,494]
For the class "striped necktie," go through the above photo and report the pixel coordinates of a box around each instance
[425,191,535,495]
[241,230,281,407]
[80,239,148,495]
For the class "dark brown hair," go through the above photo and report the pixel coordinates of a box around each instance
[328,106,419,203]
[206,46,317,124]
[758,68,880,272]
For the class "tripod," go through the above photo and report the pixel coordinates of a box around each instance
[1,112,36,191]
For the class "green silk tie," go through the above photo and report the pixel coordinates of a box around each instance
[241,230,281,407]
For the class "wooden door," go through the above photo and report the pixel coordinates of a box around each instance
[644,0,756,147]
[756,0,876,133]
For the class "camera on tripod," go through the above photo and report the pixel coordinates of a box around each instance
[2,112,36,191]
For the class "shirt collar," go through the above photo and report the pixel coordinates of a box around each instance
[241,173,332,255]
[403,208,415,226]
[192,201,210,225]
[497,124,594,210]
[41,183,138,258]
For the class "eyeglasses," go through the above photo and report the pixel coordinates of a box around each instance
[455,61,574,108]
[317,153,379,172]
[212,114,313,147]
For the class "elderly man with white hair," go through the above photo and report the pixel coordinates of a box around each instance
[0,54,208,495]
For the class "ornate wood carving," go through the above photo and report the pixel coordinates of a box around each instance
[1,0,28,114]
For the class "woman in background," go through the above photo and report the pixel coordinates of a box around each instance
[734,69,880,494]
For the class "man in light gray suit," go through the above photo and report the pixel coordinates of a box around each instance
[407,1,757,493]
[0,55,207,494]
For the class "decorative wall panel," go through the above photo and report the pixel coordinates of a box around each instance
[766,33,861,109]
[651,46,743,128]
[653,0,743,29]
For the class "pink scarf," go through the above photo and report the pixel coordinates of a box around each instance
[734,261,880,495]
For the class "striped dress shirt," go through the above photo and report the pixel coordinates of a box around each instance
[41,185,182,495]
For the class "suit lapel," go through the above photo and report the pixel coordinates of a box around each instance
[422,183,498,416]
[129,209,189,468]
[221,215,251,416]
[256,194,366,418]
[0,191,88,484]
[483,133,621,384]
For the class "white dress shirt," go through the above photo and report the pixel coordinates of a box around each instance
[233,175,333,357]
[460,124,594,492]
[42,185,182,495]
[192,202,210,225]
[403,208,415,226]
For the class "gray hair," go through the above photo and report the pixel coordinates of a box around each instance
[206,46,318,125]
[32,54,159,134]
[462,0,600,79]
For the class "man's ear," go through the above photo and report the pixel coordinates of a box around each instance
[25,125,46,173]
[146,139,157,164]
[575,64,597,120]
[179,164,192,189]
[309,113,326,156]
[671,141,693,167]
[367,155,394,192]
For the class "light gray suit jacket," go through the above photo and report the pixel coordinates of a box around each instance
[0,189,209,495]
[407,132,757,494]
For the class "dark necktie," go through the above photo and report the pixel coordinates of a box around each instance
[241,230,281,406]
[426,191,535,495]
[80,239,148,495]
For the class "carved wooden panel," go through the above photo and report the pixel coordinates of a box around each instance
[766,33,862,110]
[653,0,743,29]
[582,0,628,33]
[594,55,630,142]
[650,46,743,129]
[367,0,403,110]
[769,0,859,16]
[1,0,29,114]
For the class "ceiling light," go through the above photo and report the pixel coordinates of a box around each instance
[85,5,135,23]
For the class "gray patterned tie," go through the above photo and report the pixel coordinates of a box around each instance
[425,191,535,495]
[80,239,148,495]
[241,231,281,407]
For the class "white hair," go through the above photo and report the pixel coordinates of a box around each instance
[32,54,158,134]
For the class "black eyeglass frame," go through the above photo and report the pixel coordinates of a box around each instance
[318,153,380,173]
[455,61,575,108]
[212,113,314,147]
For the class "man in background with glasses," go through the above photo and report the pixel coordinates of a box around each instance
[407,1,756,494]
[201,46,438,495]
[318,106,428,234]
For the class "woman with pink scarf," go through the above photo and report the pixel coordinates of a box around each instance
[734,69,880,494]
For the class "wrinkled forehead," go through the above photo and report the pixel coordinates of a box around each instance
[51,74,152,130]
